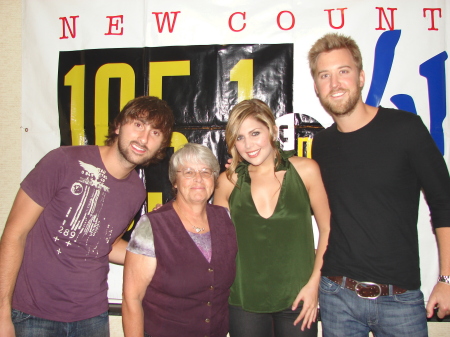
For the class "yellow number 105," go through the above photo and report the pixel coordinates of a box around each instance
[64,59,254,146]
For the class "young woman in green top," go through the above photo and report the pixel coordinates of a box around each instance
[214,99,330,337]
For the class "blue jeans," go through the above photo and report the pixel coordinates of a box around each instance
[12,309,109,337]
[229,304,318,337]
[319,276,428,337]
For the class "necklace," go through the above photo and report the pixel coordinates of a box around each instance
[191,222,206,233]
[173,202,206,233]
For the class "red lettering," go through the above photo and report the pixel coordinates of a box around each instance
[423,8,442,31]
[375,7,397,31]
[105,15,124,35]
[229,12,246,32]
[59,16,79,39]
[324,8,347,29]
[276,11,295,31]
[152,11,180,33]
[277,11,295,30]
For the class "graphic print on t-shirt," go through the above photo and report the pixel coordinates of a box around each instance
[54,160,112,258]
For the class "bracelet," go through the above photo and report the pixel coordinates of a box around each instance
[437,275,450,284]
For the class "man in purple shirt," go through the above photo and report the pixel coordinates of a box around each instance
[0,96,174,337]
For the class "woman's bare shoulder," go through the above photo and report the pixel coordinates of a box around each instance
[213,171,237,208]
[288,155,320,172]
[216,171,237,189]
[288,156,322,189]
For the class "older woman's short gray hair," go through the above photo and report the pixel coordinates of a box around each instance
[168,143,220,186]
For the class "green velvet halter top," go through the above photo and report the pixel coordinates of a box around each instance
[228,148,315,312]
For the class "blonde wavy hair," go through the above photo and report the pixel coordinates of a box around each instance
[225,99,280,182]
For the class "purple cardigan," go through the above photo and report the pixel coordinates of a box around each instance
[142,201,237,337]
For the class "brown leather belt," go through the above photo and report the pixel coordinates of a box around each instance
[326,276,407,299]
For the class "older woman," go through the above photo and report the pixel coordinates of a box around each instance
[122,143,237,337]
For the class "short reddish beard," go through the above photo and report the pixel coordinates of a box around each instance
[319,86,362,118]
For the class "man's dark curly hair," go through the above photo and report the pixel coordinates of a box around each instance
[105,96,175,163]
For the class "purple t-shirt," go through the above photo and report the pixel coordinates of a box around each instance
[13,146,146,322]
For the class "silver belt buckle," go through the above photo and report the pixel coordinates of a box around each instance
[355,281,382,299]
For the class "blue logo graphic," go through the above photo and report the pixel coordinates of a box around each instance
[365,30,448,155]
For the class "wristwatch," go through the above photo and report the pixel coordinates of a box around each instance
[438,275,450,284]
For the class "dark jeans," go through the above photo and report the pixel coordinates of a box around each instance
[229,304,318,337]
[12,309,109,337]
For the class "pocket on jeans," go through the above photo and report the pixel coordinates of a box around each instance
[319,276,341,294]
[11,309,31,324]
[393,289,424,305]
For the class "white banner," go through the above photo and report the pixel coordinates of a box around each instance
[22,0,449,302]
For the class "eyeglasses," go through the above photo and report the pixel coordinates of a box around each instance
[177,168,215,179]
